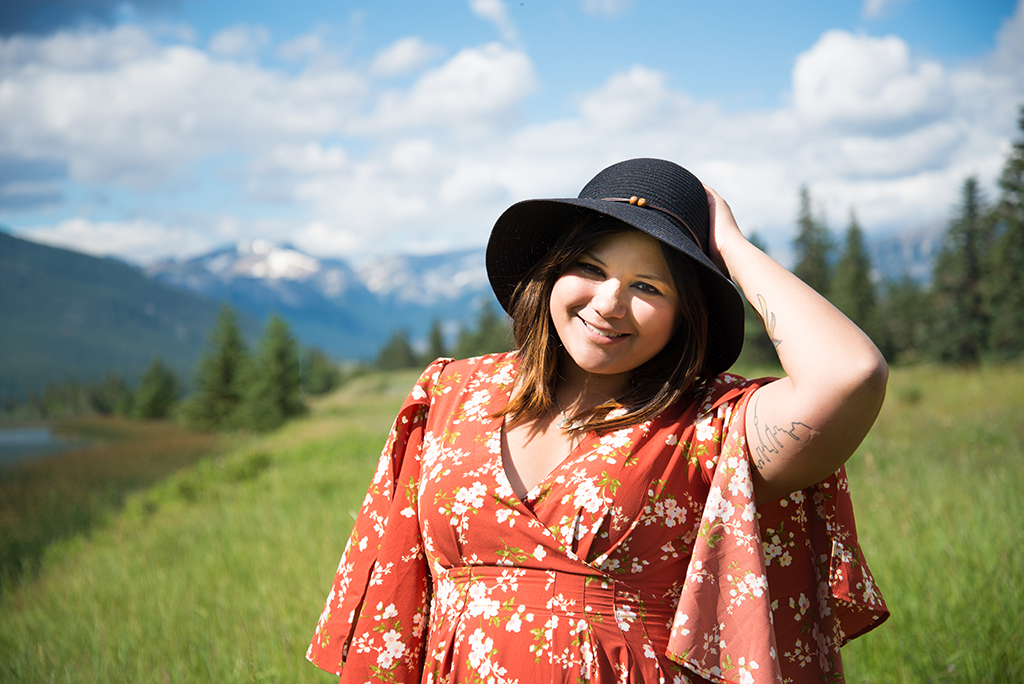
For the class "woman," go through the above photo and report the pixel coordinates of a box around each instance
[307,158,889,683]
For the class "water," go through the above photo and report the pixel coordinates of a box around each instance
[0,427,83,468]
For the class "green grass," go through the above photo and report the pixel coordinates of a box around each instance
[841,365,1024,682]
[0,365,1022,683]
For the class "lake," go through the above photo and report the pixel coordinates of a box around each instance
[0,426,84,468]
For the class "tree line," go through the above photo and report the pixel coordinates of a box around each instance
[2,309,340,431]
[741,103,1024,367]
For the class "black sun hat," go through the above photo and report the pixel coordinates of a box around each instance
[486,157,745,374]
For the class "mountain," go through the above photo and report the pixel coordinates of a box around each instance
[146,240,498,360]
[867,222,944,283]
[0,229,258,404]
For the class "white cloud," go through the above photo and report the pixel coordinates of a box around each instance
[861,0,913,20]
[3,6,1022,264]
[21,218,217,263]
[580,0,634,17]
[0,27,367,187]
[358,43,535,135]
[793,30,949,133]
[469,0,519,44]
[208,24,271,60]
[370,37,444,77]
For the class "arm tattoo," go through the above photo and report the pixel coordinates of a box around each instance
[756,294,782,349]
[750,395,811,471]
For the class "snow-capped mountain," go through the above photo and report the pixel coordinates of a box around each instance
[147,241,497,360]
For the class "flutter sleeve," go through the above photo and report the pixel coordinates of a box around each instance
[667,374,889,684]
[306,358,451,681]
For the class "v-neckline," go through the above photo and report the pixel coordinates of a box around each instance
[498,418,596,504]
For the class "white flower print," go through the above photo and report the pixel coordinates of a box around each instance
[467,629,494,670]
[614,603,637,632]
[695,413,715,441]
[452,481,487,515]
[706,486,736,524]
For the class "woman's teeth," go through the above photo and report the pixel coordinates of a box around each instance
[582,319,626,338]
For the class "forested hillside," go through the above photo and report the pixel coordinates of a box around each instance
[0,230,254,403]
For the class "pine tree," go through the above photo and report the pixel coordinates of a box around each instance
[878,273,932,363]
[301,348,342,396]
[930,176,992,364]
[987,103,1024,359]
[375,330,419,370]
[831,210,879,343]
[133,358,180,420]
[180,305,249,430]
[738,232,779,367]
[238,315,306,432]
[424,319,449,363]
[792,186,833,297]
[455,302,512,359]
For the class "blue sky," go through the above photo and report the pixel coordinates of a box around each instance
[1,0,1021,264]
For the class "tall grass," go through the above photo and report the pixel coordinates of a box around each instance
[841,365,1024,682]
[0,417,225,592]
[0,366,1021,683]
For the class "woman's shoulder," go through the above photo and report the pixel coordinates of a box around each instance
[694,370,776,416]
[416,351,518,395]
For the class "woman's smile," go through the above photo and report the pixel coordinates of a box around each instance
[550,229,682,388]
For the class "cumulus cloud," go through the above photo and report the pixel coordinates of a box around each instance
[2,4,1023,263]
[358,43,535,135]
[469,0,519,44]
[22,217,215,263]
[370,37,444,77]
[208,24,271,60]
[793,30,949,133]
[0,26,367,187]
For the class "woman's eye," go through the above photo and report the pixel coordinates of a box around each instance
[635,282,661,295]
[578,262,604,277]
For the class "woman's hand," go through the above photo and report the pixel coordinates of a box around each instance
[703,185,745,280]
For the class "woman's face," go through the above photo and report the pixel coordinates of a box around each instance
[550,230,682,385]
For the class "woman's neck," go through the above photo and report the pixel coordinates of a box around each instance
[555,357,628,414]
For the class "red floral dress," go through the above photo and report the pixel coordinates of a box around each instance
[308,353,887,683]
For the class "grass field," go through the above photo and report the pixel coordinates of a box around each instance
[0,364,1021,683]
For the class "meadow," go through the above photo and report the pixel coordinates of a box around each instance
[0,364,1021,683]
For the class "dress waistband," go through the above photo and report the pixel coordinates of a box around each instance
[433,565,675,623]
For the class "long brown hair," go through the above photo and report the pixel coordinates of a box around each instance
[498,213,711,433]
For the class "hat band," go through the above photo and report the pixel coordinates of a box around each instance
[601,197,705,252]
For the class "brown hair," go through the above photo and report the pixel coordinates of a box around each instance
[498,213,710,433]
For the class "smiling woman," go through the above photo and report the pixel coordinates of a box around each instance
[306,158,890,684]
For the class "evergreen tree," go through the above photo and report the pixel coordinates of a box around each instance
[792,186,833,297]
[424,319,449,363]
[455,301,512,359]
[737,232,780,367]
[930,176,992,364]
[133,358,180,420]
[878,273,932,364]
[238,315,306,432]
[987,103,1024,358]
[375,330,419,370]
[831,210,879,342]
[301,348,342,396]
[87,372,133,415]
[180,305,248,430]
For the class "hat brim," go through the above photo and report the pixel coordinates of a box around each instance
[486,197,746,375]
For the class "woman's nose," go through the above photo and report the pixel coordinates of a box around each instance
[591,280,627,318]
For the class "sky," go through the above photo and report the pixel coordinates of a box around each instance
[1,0,1022,265]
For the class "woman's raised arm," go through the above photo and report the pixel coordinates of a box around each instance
[704,186,888,504]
